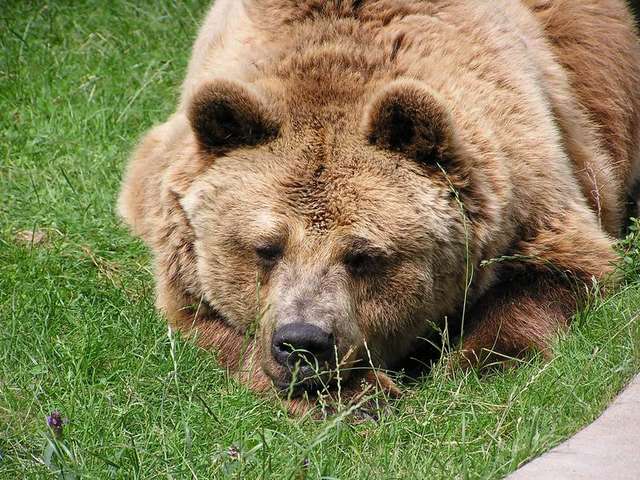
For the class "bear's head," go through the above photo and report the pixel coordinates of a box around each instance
[176,78,488,395]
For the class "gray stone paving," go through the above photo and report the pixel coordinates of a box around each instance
[507,374,640,479]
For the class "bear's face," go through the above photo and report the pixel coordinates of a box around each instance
[179,79,471,394]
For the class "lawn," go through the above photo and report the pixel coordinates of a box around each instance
[1,1,639,478]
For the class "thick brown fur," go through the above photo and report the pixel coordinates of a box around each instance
[118,0,640,412]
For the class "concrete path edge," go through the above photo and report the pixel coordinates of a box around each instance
[507,374,640,479]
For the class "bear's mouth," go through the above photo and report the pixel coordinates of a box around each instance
[269,359,337,397]
[266,351,368,398]
[273,376,327,397]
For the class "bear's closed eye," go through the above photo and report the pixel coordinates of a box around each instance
[255,244,284,268]
[344,251,388,277]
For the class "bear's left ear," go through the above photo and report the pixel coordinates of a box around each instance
[363,79,459,167]
[188,79,281,154]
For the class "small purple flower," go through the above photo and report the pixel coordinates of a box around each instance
[227,445,240,461]
[46,411,65,440]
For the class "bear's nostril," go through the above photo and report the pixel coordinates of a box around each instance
[271,323,335,369]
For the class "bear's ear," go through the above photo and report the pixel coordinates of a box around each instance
[188,80,280,154]
[363,80,458,167]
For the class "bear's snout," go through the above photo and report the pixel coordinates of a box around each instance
[270,323,336,388]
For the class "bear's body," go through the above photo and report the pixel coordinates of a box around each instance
[119,0,640,407]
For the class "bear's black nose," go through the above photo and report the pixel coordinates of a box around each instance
[271,323,335,371]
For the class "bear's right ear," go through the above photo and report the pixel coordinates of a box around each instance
[188,80,280,154]
[363,79,459,168]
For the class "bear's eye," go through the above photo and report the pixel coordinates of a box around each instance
[255,244,283,268]
[344,251,385,277]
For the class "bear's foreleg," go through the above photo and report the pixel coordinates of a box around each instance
[457,214,618,367]
[457,270,582,367]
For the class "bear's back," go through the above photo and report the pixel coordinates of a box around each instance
[177,0,640,234]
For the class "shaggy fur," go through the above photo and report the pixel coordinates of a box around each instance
[118,0,640,410]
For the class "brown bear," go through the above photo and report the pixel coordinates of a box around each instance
[118,0,640,411]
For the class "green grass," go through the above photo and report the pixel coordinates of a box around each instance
[1,1,639,478]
